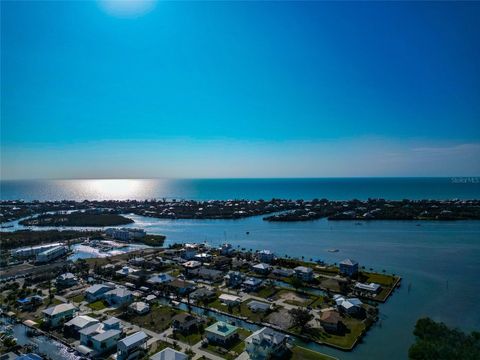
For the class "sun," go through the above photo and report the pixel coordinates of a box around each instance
[98,0,157,18]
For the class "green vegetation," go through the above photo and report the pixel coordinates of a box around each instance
[120,304,181,333]
[140,234,166,247]
[87,300,108,311]
[205,328,252,360]
[288,346,338,360]
[19,212,133,227]
[0,230,101,250]
[409,317,480,360]
[70,294,85,303]
[170,328,204,345]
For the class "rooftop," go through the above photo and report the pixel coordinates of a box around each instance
[205,321,238,337]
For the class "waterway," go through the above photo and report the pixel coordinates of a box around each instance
[2,213,480,359]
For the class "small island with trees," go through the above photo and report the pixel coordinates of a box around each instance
[19,211,134,227]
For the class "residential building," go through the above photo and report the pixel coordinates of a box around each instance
[117,331,149,360]
[79,318,123,354]
[205,321,239,346]
[104,287,134,306]
[171,313,201,333]
[354,282,382,294]
[258,250,274,263]
[65,315,99,335]
[272,268,295,278]
[189,287,217,302]
[194,253,212,263]
[245,327,289,360]
[224,271,244,288]
[147,273,173,286]
[116,266,140,277]
[91,329,122,354]
[319,310,342,333]
[187,267,224,283]
[252,263,271,275]
[243,277,263,292]
[183,260,202,272]
[247,300,271,313]
[36,245,66,263]
[16,295,43,311]
[56,272,78,287]
[42,303,76,327]
[339,259,359,277]
[150,348,188,360]
[219,243,234,256]
[167,279,196,295]
[85,284,115,302]
[334,295,363,315]
[218,293,241,306]
[129,301,150,315]
[11,242,64,259]
[106,228,146,242]
[294,266,314,282]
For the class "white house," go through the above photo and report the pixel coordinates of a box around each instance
[354,282,381,294]
[85,284,115,302]
[334,295,363,315]
[150,347,188,360]
[56,273,78,287]
[247,300,271,313]
[245,327,289,360]
[252,263,271,275]
[104,287,134,306]
[65,315,99,334]
[117,331,149,360]
[218,293,241,306]
[42,303,76,327]
[129,301,150,315]
[258,250,274,263]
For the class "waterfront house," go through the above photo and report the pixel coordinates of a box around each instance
[189,287,217,302]
[247,300,271,313]
[224,271,244,288]
[334,295,363,315]
[65,315,99,336]
[194,253,212,263]
[339,259,359,277]
[117,331,149,360]
[252,263,272,275]
[181,247,197,260]
[147,273,173,287]
[11,242,64,259]
[92,329,122,354]
[258,250,274,263]
[104,287,134,306]
[85,283,115,302]
[129,301,150,315]
[16,295,43,311]
[116,266,140,277]
[220,243,234,256]
[187,267,224,283]
[294,266,314,282]
[171,313,201,333]
[145,294,157,304]
[272,267,295,278]
[245,327,289,360]
[205,321,239,346]
[354,282,382,294]
[319,310,342,333]
[167,279,196,296]
[42,303,76,327]
[219,293,241,306]
[150,347,188,360]
[243,277,263,292]
[56,272,78,287]
[183,260,202,272]
[79,318,123,354]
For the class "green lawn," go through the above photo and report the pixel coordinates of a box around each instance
[207,299,274,323]
[87,300,107,311]
[289,346,338,360]
[121,304,182,333]
[250,285,278,299]
[169,329,203,345]
[295,317,366,350]
[70,294,85,303]
[359,271,397,286]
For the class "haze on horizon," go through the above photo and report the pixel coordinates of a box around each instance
[1,0,479,180]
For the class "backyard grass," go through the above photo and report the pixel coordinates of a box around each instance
[207,298,274,323]
[121,304,182,333]
[294,317,366,350]
[359,272,397,286]
[250,285,278,299]
[170,328,204,345]
[87,300,107,311]
[70,294,85,303]
[289,346,338,360]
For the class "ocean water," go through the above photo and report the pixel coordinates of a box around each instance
[1,177,479,201]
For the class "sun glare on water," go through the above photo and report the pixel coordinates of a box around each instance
[79,179,151,200]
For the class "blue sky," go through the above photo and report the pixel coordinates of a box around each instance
[1,0,479,179]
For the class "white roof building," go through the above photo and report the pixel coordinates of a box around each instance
[150,347,188,360]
